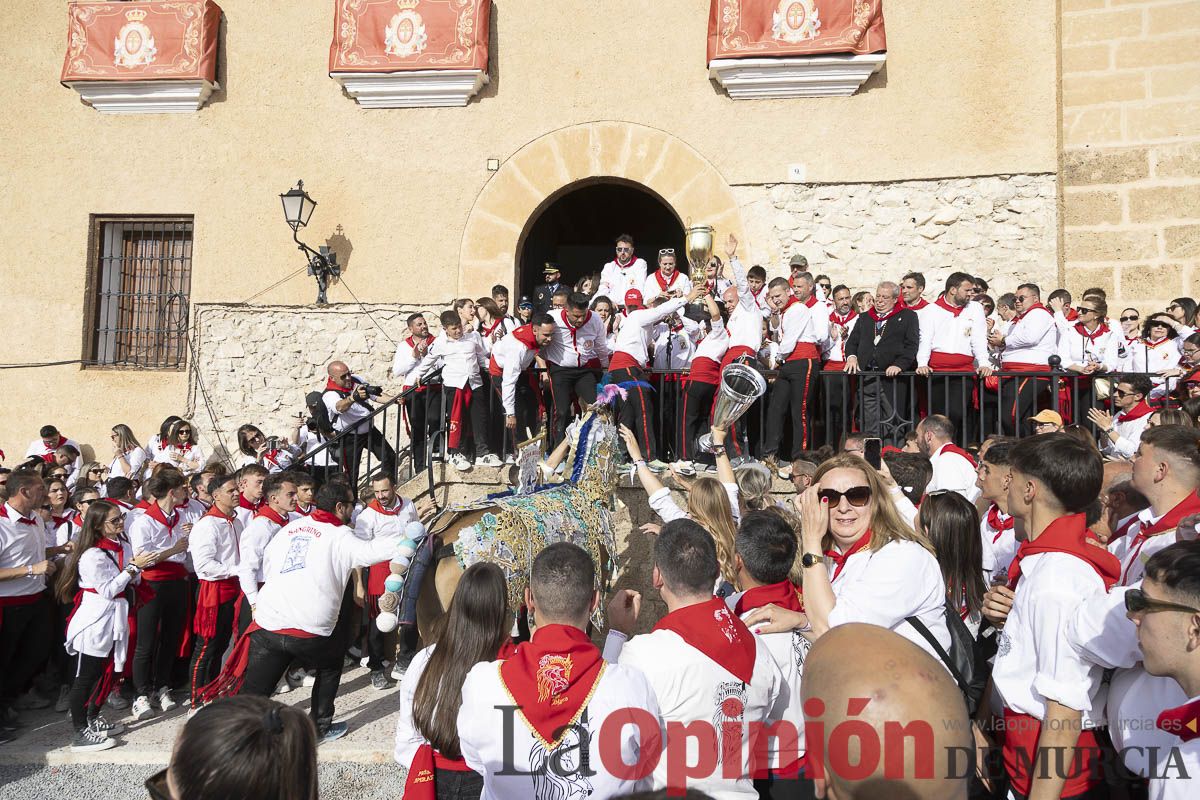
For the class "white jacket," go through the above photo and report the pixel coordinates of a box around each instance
[489,327,541,415]
[598,256,648,303]
[610,297,688,368]
[65,543,137,668]
[237,509,289,605]
[410,331,487,390]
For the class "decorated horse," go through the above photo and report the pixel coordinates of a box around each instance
[375,393,625,642]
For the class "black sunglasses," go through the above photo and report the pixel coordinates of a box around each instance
[817,486,872,507]
[1119,315,1139,322]
[1075,306,1097,315]
[1125,587,1200,616]
[1114,388,1136,397]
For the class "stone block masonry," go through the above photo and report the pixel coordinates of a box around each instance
[734,174,1059,296]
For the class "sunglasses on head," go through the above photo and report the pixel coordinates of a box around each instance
[817,486,872,507]
[1119,315,1139,322]
[1124,587,1200,616]
[659,248,675,256]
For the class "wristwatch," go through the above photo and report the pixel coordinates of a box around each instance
[801,552,822,568]
[711,445,726,455]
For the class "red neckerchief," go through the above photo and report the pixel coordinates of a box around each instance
[826,531,871,581]
[134,500,151,511]
[498,624,605,748]
[654,270,679,292]
[367,498,405,516]
[868,305,902,324]
[512,324,539,350]
[254,506,289,526]
[1011,302,1049,325]
[803,293,819,308]
[1137,492,1200,541]
[751,286,767,306]
[734,580,804,616]
[406,334,434,350]
[1145,336,1172,350]
[1065,308,1079,321]
[904,297,929,311]
[935,296,965,318]
[145,501,178,535]
[52,512,72,528]
[652,597,756,683]
[0,504,37,525]
[1074,322,1110,342]
[779,295,800,315]
[70,512,84,527]
[986,504,1014,542]
[111,499,133,511]
[480,319,504,340]
[238,494,262,512]
[309,509,345,527]
[560,308,591,332]
[174,441,193,453]
[936,442,978,468]
[615,253,635,269]
[295,503,314,516]
[1116,400,1154,423]
[1156,698,1200,743]
[1109,514,1139,543]
[325,377,352,396]
[830,309,857,326]
[95,535,126,570]
[204,505,235,522]
[1006,513,1119,591]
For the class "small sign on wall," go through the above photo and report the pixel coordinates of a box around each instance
[787,163,807,182]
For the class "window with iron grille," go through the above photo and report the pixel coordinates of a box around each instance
[85,216,193,370]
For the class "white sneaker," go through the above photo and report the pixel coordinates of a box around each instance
[670,460,697,476]
[156,687,177,712]
[449,453,473,472]
[302,671,316,687]
[504,454,516,464]
[132,695,155,721]
[647,460,669,473]
[477,453,503,467]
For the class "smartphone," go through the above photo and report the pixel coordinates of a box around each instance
[863,438,883,470]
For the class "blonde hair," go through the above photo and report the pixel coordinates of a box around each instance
[111,423,141,453]
[76,461,104,491]
[735,463,774,513]
[811,454,933,555]
[686,477,740,586]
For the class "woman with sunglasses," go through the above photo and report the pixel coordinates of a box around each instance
[1141,314,1182,394]
[109,424,148,482]
[1114,307,1145,372]
[1159,331,1200,382]
[74,462,107,493]
[777,454,951,661]
[700,255,733,297]
[1165,297,1198,329]
[154,419,205,475]
[55,500,155,752]
[233,424,302,472]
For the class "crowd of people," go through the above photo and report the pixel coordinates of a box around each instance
[2,238,1200,800]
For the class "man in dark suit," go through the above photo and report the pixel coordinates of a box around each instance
[532,263,564,313]
[843,281,919,444]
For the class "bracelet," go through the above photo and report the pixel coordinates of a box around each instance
[26,565,33,578]
[633,459,647,468]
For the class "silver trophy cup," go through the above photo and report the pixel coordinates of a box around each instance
[698,363,768,452]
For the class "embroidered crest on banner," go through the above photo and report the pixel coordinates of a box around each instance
[384,0,430,58]
[113,9,158,68]
[772,0,822,43]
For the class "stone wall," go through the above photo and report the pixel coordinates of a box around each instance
[734,174,1059,294]
[187,302,450,460]
[1061,0,1199,307]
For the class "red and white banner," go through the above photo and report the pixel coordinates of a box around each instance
[329,0,491,73]
[707,0,886,62]
[61,1,221,83]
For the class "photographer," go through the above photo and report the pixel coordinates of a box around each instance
[234,423,305,472]
[321,361,396,486]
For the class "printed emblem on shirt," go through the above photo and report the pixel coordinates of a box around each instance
[791,631,811,671]
[536,654,573,706]
[713,680,749,757]
[996,631,1011,658]
[529,721,593,800]
[280,535,312,575]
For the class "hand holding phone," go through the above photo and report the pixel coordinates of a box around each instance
[863,438,883,470]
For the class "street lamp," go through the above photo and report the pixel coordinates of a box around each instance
[279,180,339,304]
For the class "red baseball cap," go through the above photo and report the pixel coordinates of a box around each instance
[624,289,644,309]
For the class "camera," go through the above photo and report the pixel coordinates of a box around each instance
[362,385,384,397]
[264,436,282,451]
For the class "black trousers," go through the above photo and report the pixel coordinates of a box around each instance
[763,359,818,459]
[241,628,344,729]
[434,767,485,800]
[860,374,911,445]
[680,379,717,461]
[754,774,816,800]
[547,364,600,446]
[1000,373,1048,437]
[68,652,109,730]
[404,388,439,470]
[927,373,977,443]
[822,370,851,449]
[490,375,542,456]
[606,366,658,462]
[337,425,397,486]
[0,594,53,707]
[133,578,188,697]
[189,596,237,703]
[440,385,490,458]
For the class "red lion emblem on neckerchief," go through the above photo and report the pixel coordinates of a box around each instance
[536,654,574,706]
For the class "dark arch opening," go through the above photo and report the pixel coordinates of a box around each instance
[516,180,686,300]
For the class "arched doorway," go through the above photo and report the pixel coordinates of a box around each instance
[516,179,685,298]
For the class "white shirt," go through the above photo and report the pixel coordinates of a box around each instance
[323,375,375,433]
[489,328,541,415]
[1001,305,1058,366]
[393,645,436,770]
[773,300,817,367]
[694,318,730,363]
[458,653,663,800]
[391,333,436,382]
[926,442,981,502]
[0,503,49,596]
[109,447,149,480]
[1110,499,1195,586]
[1057,323,1121,374]
[64,543,137,668]
[24,436,81,461]
[128,505,189,568]
[825,539,953,663]
[188,511,242,581]
[237,510,288,605]
[1144,338,1182,376]
[411,331,486,391]
[822,311,858,364]
[610,624,787,800]
[546,308,609,368]
[598,256,648,304]
[726,259,765,351]
[642,269,693,302]
[353,498,418,542]
[1102,404,1152,460]
[298,427,332,467]
[992,552,1110,724]
[1116,335,1146,373]
[651,322,695,370]
[979,505,1017,583]
[1150,694,1200,800]
[916,298,990,369]
[254,513,406,637]
[610,297,688,368]
[153,443,206,474]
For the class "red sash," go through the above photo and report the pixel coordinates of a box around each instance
[733,580,804,616]
[786,342,820,362]
[688,356,722,385]
[986,504,1013,543]
[447,386,473,450]
[1116,399,1154,424]
[719,345,757,372]
[1001,709,1103,797]
[194,577,240,639]
[652,597,756,684]
[937,443,977,468]
[0,592,41,627]
[928,352,973,371]
[1006,514,1119,591]
[822,361,847,372]
[498,624,605,748]
[403,744,473,800]
[141,561,188,582]
[1000,361,1047,372]
[607,351,642,371]
[825,531,871,582]
[192,620,318,705]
